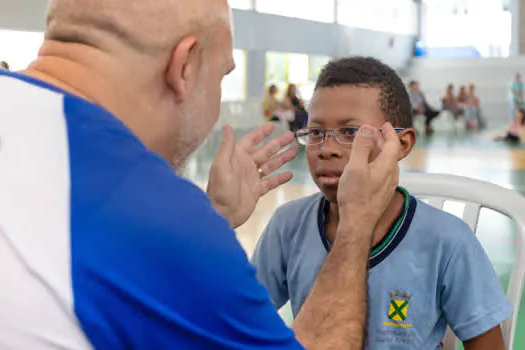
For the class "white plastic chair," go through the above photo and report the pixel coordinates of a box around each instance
[400,173,525,350]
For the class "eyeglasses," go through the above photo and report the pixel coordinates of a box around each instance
[295,126,405,146]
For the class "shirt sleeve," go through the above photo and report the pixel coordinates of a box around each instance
[71,157,304,350]
[441,223,513,342]
[252,211,290,310]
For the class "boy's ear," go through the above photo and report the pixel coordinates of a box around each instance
[398,128,417,161]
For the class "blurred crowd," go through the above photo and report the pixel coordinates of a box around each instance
[262,76,524,144]
[262,84,308,132]
[408,80,486,135]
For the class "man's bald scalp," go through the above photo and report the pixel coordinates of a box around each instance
[46,0,226,55]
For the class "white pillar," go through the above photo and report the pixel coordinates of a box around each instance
[418,1,428,45]
[510,0,525,56]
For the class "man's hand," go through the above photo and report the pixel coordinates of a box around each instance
[337,123,401,226]
[207,124,297,228]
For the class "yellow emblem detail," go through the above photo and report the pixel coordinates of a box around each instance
[385,290,412,328]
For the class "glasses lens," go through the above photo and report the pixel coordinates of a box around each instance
[307,128,325,145]
[296,128,324,146]
[336,127,359,144]
[296,130,309,145]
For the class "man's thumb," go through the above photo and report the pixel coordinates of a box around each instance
[349,125,379,167]
[218,125,236,162]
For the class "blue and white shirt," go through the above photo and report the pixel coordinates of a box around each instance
[252,189,512,349]
[0,70,303,349]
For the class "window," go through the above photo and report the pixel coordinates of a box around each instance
[266,52,289,100]
[265,52,331,101]
[309,55,331,82]
[228,0,253,10]
[256,0,335,23]
[221,50,247,101]
[420,0,511,57]
[337,0,417,35]
[0,30,44,71]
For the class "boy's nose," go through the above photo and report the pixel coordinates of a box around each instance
[319,134,344,159]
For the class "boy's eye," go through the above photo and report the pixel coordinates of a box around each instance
[339,127,358,136]
[309,129,324,137]
[336,127,359,144]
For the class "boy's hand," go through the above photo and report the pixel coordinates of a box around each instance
[337,123,401,227]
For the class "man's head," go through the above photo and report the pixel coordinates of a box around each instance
[0,61,9,70]
[516,73,522,82]
[305,56,416,203]
[42,0,234,169]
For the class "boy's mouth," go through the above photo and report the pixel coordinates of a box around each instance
[317,170,342,186]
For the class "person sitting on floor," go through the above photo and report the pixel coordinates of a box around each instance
[495,108,525,144]
[253,56,511,350]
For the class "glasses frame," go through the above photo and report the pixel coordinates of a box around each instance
[295,126,405,147]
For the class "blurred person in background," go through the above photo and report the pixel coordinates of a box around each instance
[442,83,464,120]
[494,108,525,144]
[262,85,294,131]
[0,61,9,70]
[408,80,439,135]
[284,83,308,132]
[465,83,486,130]
[509,73,524,120]
[457,85,469,108]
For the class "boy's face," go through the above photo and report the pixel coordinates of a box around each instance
[306,85,413,204]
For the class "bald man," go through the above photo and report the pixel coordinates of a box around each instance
[0,0,401,349]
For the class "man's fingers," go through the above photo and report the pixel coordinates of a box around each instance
[238,123,276,153]
[258,147,298,177]
[380,122,400,145]
[252,131,295,167]
[259,171,294,196]
[347,125,380,168]
[373,122,401,168]
[216,125,236,163]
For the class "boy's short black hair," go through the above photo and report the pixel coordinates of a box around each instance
[315,56,413,128]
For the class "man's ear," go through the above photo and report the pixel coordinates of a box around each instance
[398,128,417,161]
[166,36,199,103]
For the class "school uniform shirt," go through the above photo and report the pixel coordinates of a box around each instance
[252,188,512,349]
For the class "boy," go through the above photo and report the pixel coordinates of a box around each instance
[252,57,511,349]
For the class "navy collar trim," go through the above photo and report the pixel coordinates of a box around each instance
[317,188,417,269]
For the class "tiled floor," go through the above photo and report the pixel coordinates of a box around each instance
[185,119,525,348]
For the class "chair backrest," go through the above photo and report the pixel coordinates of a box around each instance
[400,173,525,350]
